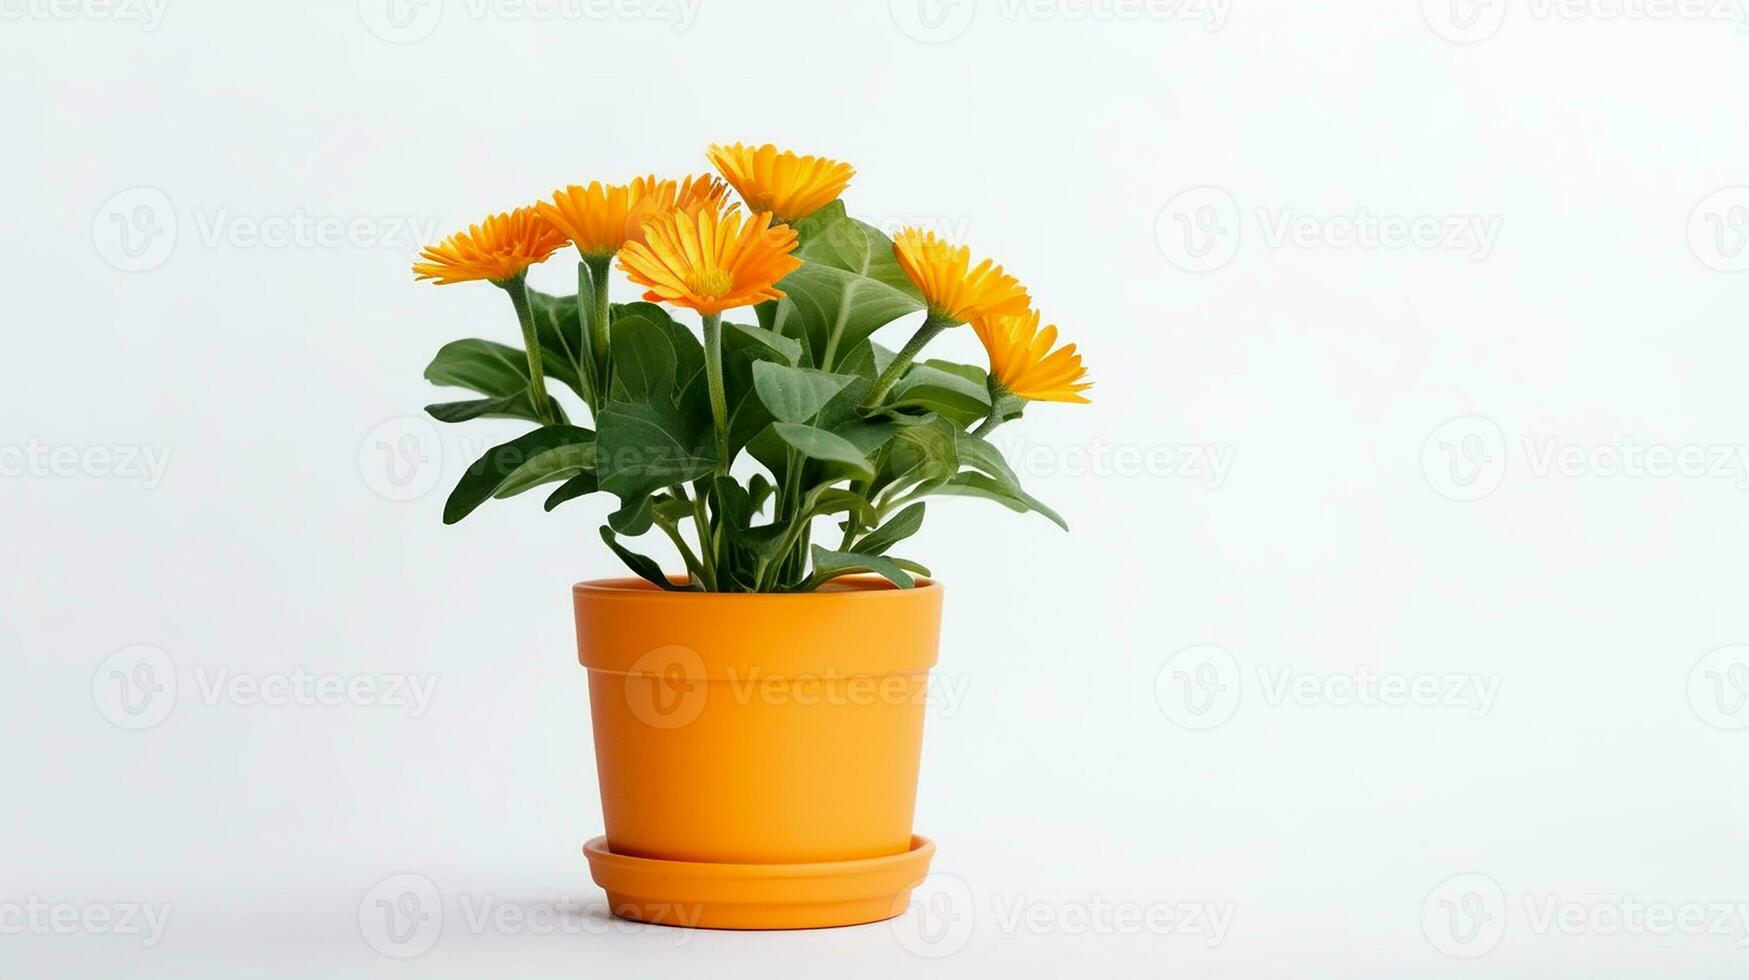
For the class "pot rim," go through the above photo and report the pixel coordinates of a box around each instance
[573,575,941,601]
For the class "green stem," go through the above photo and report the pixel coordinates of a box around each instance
[971,411,1002,438]
[861,315,952,410]
[668,483,715,590]
[584,255,613,402]
[500,275,555,425]
[678,476,713,584]
[759,487,823,591]
[702,313,730,473]
[655,515,706,586]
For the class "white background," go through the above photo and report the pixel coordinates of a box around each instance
[3,0,1748,975]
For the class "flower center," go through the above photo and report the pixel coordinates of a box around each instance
[685,267,734,300]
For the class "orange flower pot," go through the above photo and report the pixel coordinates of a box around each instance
[572,576,943,930]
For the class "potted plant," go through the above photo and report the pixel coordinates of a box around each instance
[411,143,1091,929]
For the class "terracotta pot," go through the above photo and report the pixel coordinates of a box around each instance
[573,576,942,930]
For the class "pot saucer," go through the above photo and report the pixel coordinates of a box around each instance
[582,835,935,930]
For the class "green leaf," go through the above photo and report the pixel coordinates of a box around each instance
[726,321,801,365]
[873,415,960,498]
[951,430,1065,529]
[855,503,925,556]
[752,361,858,424]
[724,322,805,455]
[595,396,715,505]
[887,363,992,427]
[599,526,696,591]
[443,425,594,524]
[493,440,596,499]
[768,422,874,479]
[544,471,598,511]
[747,473,775,515]
[920,358,988,387]
[926,471,1067,531]
[422,339,551,424]
[756,210,922,372]
[804,545,915,590]
[811,488,879,526]
[609,302,703,401]
[608,494,655,535]
[889,557,932,578]
[791,206,922,297]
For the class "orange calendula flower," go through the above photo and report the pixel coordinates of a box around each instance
[706,143,854,225]
[536,176,677,258]
[669,173,734,217]
[892,228,1031,325]
[971,310,1091,404]
[618,205,802,316]
[412,207,568,285]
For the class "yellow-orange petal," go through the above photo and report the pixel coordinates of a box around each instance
[706,142,854,225]
[970,309,1092,404]
[892,227,1031,325]
[411,206,568,285]
[618,204,802,317]
[535,176,674,258]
